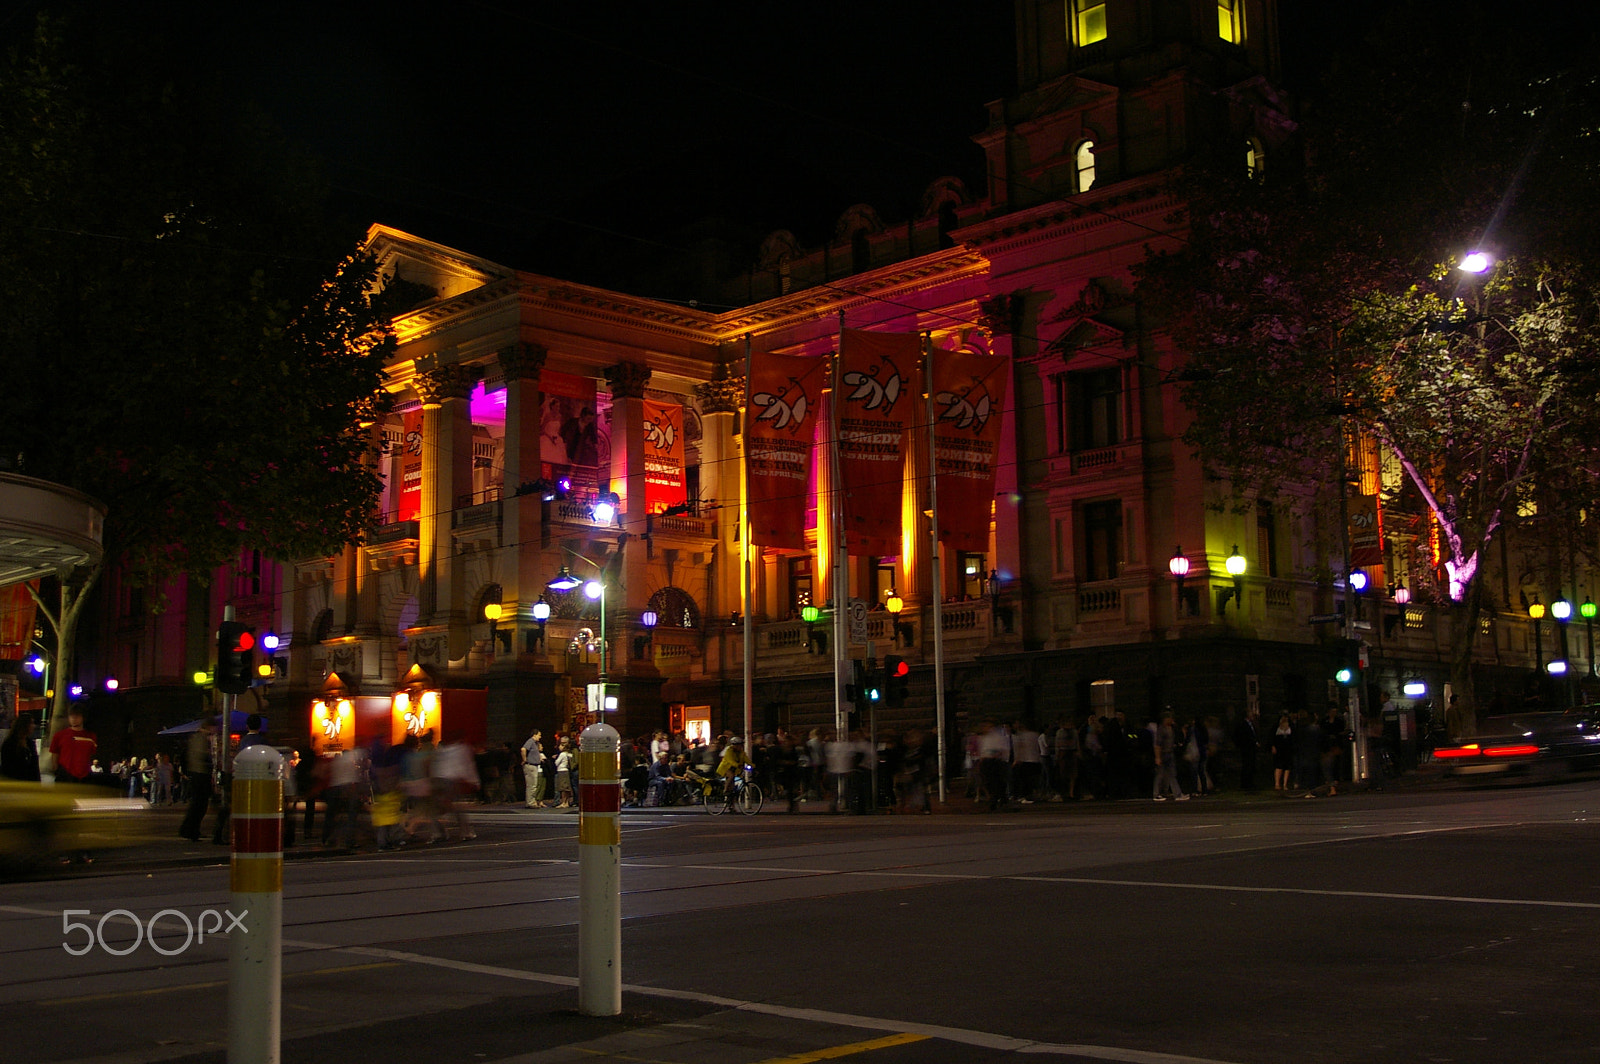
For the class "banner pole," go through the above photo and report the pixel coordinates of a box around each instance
[924,335,948,805]
[742,336,755,744]
[832,314,848,743]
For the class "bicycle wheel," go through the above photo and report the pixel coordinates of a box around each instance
[706,784,727,814]
[736,783,763,815]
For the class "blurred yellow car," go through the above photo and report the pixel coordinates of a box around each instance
[0,780,149,869]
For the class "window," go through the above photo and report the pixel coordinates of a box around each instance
[851,229,870,273]
[1217,0,1244,44]
[873,557,899,606]
[1074,140,1097,192]
[789,556,814,615]
[1065,367,1121,451]
[1082,500,1122,582]
[1256,501,1279,578]
[1089,678,1115,716]
[1246,136,1265,181]
[958,552,987,599]
[1074,0,1107,45]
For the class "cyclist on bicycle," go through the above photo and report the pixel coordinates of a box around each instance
[716,738,747,800]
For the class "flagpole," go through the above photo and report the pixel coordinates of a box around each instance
[923,334,948,804]
[832,313,848,743]
[742,336,755,744]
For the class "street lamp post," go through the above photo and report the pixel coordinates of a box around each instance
[1528,597,1545,673]
[1552,597,1573,706]
[1169,546,1190,618]
[584,580,607,679]
[1218,545,1247,617]
[1582,597,1597,677]
[884,589,913,647]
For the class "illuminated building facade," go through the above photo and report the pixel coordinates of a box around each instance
[86,0,1579,754]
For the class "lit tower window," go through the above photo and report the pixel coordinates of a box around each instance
[1075,0,1107,45]
[1218,0,1245,44]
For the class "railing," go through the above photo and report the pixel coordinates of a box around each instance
[1265,583,1293,612]
[648,512,714,537]
[368,520,419,545]
[456,486,502,509]
[941,604,983,632]
[452,499,500,529]
[1070,446,1119,473]
[760,621,808,651]
[1078,587,1121,614]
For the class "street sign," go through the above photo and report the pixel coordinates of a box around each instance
[848,598,868,645]
[1308,613,1341,624]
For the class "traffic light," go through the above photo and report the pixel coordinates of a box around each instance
[884,655,909,706]
[1334,638,1361,686]
[848,659,882,714]
[216,621,255,694]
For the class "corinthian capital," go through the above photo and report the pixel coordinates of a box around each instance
[499,341,547,382]
[696,362,745,415]
[413,362,478,407]
[605,360,652,399]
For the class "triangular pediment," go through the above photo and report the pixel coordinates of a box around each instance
[364,224,515,316]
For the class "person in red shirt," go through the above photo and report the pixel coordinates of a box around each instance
[48,710,97,783]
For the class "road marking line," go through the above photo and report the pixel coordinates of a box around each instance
[39,963,399,1006]
[750,1031,927,1063]
[283,939,1244,1063]
[1007,876,1600,909]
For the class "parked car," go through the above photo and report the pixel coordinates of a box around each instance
[0,781,148,870]
[1433,707,1600,777]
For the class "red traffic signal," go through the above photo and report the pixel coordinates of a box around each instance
[887,658,910,678]
[216,620,256,694]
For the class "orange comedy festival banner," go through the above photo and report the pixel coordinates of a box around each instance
[931,349,1010,553]
[642,398,686,513]
[746,352,826,549]
[837,330,917,556]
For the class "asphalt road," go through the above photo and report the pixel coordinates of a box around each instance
[3,776,1599,1064]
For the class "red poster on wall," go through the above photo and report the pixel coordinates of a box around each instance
[398,409,424,522]
[931,349,1009,552]
[746,352,825,549]
[642,398,686,513]
[837,330,917,556]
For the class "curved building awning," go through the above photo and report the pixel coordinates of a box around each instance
[0,473,106,588]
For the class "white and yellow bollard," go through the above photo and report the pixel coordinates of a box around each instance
[229,744,283,1064]
[577,719,621,1017]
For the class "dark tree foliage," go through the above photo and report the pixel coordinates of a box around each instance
[0,11,395,585]
[1136,1,1600,723]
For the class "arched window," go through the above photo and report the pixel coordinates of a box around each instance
[851,229,871,273]
[645,586,701,629]
[1246,137,1265,182]
[1074,140,1097,193]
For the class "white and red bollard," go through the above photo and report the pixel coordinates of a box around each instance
[577,720,621,1016]
[229,744,283,1064]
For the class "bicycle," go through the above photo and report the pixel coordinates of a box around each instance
[706,766,763,815]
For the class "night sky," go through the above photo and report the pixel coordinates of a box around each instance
[153,1,1018,300]
[5,2,1570,302]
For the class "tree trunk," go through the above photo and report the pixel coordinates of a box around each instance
[33,564,101,773]
[1445,577,1486,740]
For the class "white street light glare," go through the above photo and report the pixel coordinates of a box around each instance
[1459,251,1493,273]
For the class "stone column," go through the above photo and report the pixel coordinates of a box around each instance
[415,362,477,651]
[605,361,665,735]
[696,360,744,625]
[980,293,1031,643]
[499,342,547,652]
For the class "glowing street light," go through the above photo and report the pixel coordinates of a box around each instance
[1459,251,1494,274]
